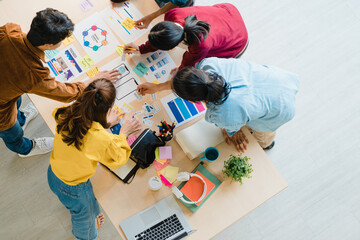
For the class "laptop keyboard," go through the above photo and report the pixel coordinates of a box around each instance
[135,214,184,240]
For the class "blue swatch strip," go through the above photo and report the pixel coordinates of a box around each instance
[174,98,191,120]
[183,100,198,116]
[168,100,184,123]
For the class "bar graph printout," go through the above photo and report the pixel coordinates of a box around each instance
[101,2,150,43]
[160,93,206,127]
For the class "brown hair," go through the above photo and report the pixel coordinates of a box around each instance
[55,79,116,150]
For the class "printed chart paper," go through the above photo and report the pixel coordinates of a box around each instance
[45,45,84,82]
[101,58,141,106]
[131,50,176,83]
[73,13,120,63]
[101,2,150,43]
[160,93,206,127]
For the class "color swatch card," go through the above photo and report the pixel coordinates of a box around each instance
[73,13,120,63]
[101,2,150,43]
[131,51,176,83]
[160,93,206,127]
[101,57,141,106]
[46,45,85,82]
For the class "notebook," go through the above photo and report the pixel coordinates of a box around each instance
[174,118,224,160]
[177,163,222,212]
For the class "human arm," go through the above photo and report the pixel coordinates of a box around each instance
[100,116,141,169]
[123,42,140,55]
[178,45,209,69]
[222,128,249,153]
[138,40,159,54]
[135,3,178,29]
[137,80,172,96]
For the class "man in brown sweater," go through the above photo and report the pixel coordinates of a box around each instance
[0,8,120,157]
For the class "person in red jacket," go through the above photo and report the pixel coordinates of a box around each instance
[124,3,248,70]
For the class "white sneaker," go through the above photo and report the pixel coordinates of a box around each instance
[18,137,54,158]
[21,102,39,130]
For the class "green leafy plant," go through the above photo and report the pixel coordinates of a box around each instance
[223,154,253,184]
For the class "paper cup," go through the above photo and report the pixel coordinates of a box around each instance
[148,176,162,191]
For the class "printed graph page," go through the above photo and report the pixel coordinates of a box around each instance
[131,50,176,83]
[101,2,150,43]
[160,93,206,127]
[73,13,120,63]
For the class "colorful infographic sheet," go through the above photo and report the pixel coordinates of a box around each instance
[160,93,206,127]
[101,58,140,106]
[101,2,150,43]
[73,13,120,63]
[45,45,85,82]
[131,50,176,83]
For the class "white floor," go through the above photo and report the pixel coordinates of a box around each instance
[1,0,360,239]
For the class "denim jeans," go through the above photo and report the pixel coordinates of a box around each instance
[0,97,33,154]
[47,165,101,240]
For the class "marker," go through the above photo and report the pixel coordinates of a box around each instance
[118,45,138,51]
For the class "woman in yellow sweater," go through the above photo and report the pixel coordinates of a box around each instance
[47,79,140,240]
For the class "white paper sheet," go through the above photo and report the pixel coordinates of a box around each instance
[131,50,176,83]
[101,2,150,43]
[73,13,120,63]
[45,45,85,82]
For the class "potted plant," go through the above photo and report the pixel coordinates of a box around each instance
[223,154,253,184]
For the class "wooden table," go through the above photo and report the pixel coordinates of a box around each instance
[0,0,288,239]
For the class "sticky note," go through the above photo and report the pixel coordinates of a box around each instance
[155,147,159,159]
[152,80,159,84]
[122,17,136,30]
[62,34,76,46]
[133,62,149,77]
[156,158,168,165]
[79,0,93,12]
[86,67,100,78]
[79,55,94,69]
[44,49,59,60]
[159,146,172,159]
[116,45,124,57]
[158,165,179,183]
[127,135,138,146]
[153,159,170,171]
[159,174,172,187]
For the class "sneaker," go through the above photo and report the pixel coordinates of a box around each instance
[21,103,39,130]
[263,141,275,151]
[18,137,54,158]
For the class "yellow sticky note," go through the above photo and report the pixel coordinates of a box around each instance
[116,44,125,57]
[152,80,159,84]
[113,106,124,120]
[122,17,135,30]
[79,55,94,69]
[86,67,100,78]
[158,165,179,183]
[62,34,76,46]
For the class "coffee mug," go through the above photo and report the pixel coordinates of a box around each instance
[200,147,219,162]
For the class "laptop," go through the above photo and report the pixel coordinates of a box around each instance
[120,195,194,240]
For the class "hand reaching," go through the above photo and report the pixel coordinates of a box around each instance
[135,15,153,29]
[120,117,141,137]
[222,129,249,152]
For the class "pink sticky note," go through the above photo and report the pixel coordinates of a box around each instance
[159,146,172,159]
[153,159,170,171]
[160,174,172,187]
[127,135,138,146]
[79,0,93,12]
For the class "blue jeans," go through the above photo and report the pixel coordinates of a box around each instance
[0,97,33,154]
[47,166,101,240]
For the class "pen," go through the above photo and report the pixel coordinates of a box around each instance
[118,45,138,51]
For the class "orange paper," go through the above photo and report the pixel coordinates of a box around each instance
[180,171,215,206]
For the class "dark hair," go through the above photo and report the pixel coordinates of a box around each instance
[172,68,231,105]
[111,0,127,3]
[177,0,194,7]
[54,79,116,150]
[148,15,210,50]
[27,8,74,46]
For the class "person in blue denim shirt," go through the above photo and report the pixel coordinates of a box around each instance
[137,57,299,152]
